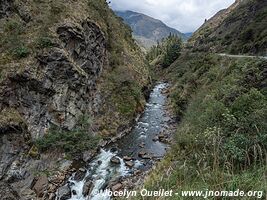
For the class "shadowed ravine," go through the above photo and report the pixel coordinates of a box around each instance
[56,83,173,200]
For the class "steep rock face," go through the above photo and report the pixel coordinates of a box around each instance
[0,21,106,139]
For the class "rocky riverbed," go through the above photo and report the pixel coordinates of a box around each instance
[55,82,176,200]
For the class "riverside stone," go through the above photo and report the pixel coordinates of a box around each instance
[123,156,132,161]
[110,156,120,164]
[57,185,71,200]
[111,183,123,191]
[32,176,48,197]
[125,161,134,168]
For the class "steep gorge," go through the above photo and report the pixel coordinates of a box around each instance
[0,0,266,199]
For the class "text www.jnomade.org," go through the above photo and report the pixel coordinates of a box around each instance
[98,189,264,199]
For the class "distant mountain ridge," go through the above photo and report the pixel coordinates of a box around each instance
[115,10,187,49]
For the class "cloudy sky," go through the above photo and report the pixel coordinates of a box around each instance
[110,0,235,33]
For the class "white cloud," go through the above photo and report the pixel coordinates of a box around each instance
[110,0,235,33]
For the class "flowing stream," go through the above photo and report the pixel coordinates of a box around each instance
[56,83,172,200]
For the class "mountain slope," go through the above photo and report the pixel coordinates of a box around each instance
[115,10,186,49]
[189,0,267,55]
[142,0,267,198]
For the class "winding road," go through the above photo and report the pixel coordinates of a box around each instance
[218,53,267,60]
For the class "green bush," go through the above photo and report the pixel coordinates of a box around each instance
[36,128,100,156]
[12,46,30,58]
[36,36,54,48]
[36,116,100,156]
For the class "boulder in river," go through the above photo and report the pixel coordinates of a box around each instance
[138,151,147,158]
[152,136,159,141]
[110,156,120,164]
[74,168,86,181]
[123,156,132,161]
[125,161,134,168]
[57,185,71,200]
[139,142,145,148]
[82,180,93,196]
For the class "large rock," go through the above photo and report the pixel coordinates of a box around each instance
[82,180,93,196]
[32,175,48,197]
[0,134,25,180]
[110,156,120,165]
[123,156,132,161]
[125,161,134,168]
[57,184,71,200]
[73,168,86,181]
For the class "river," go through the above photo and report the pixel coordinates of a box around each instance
[56,82,173,200]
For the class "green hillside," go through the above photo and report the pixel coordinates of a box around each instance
[140,0,267,199]
[189,0,267,55]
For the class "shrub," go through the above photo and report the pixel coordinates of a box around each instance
[12,45,30,58]
[36,36,54,48]
[36,115,101,156]
[36,127,101,156]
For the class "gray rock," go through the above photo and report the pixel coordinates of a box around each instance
[110,156,120,165]
[82,180,93,196]
[57,184,71,200]
[0,20,106,139]
[0,0,14,18]
[74,168,86,181]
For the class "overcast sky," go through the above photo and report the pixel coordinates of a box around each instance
[110,0,235,33]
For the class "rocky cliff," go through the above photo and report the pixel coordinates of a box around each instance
[1,21,106,139]
[0,0,149,199]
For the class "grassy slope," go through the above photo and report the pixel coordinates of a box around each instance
[189,0,267,55]
[141,1,267,197]
[139,53,267,199]
[0,0,150,136]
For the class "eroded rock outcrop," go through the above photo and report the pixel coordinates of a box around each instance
[0,20,106,139]
[0,20,106,199]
